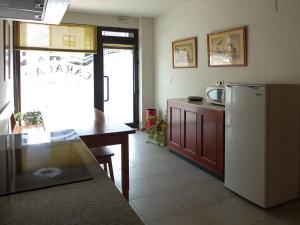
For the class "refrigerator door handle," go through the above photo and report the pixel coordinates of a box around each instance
[226,84,264,89]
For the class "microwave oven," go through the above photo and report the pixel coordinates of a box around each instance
[206,86,225,105]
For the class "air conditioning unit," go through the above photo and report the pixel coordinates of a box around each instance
[0,0,70,24]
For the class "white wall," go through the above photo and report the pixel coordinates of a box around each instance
[139,17,155,124]
[63,11,139,28]
[0,19,14,112]
[154,0,300,112]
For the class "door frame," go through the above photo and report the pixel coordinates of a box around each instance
[94,27,139,128]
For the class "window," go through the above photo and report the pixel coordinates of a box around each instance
[101,31,134,38]
[20,51,94,115]
[15,22,97,53]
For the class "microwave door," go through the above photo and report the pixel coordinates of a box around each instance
[207,89,222,103]
[207,90,217,101]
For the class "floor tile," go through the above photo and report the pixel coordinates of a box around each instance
[114,161,186,182]
[129,176,172,200]
[131,192,185,223]
[111,131,300,225]
[175,169,216,184]
[168,186,218,211]
[129,201,145,221]
[253,218,289,225]
[268,199,300,214]
[190,197,270,225]
[264,200,300,225]
[148,212,201,225]
[127,169,216,200]
[193,179,236,201]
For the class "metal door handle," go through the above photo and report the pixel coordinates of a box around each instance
[104,76,110,102]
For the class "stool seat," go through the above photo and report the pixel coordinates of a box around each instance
[90,147,114,158]
[89,146,115,183]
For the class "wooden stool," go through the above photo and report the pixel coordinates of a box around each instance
[90,146,115,183]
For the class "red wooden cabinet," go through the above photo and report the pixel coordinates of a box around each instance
[168,105,182,151]
[167,99,225,178]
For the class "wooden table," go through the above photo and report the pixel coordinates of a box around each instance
[14,108,136,201]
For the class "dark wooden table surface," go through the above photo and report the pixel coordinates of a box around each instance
[15,108,136,201]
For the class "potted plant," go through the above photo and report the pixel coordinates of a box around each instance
[14,112,23,126]
[23,111,43,126]
[146,112,168,146]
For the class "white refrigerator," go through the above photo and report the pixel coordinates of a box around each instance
[225,83,300,208]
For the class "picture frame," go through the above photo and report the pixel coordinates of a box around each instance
[3,20,11,81]
[207,26,247,67]
[172,37,197,68]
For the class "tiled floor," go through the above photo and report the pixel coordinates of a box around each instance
[107,131,300,225]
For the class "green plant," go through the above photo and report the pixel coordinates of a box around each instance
[146,111,168,146]
[156,112,167,131]
[145,115,157,133]
[14,112,23,126]
[23,111,43,126]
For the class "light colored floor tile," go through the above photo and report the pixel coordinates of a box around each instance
[193,179,236,201]
[132,193,185,223]
[112,132,300,225]
[168,186,218,211]
[114,160,192,182]
[114,157,216,191]
[126,169,216,200]
[148,212,201,225]
[175,169,216,184]
[190,197,270,225]
[129,176,172,200]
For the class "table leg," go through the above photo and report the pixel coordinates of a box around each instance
[121,134,129,201]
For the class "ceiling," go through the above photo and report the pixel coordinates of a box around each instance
[68,0,187,17]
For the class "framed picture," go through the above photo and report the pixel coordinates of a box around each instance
[3,20,11,81]
[172,37,197,68]
[207,26,247,67]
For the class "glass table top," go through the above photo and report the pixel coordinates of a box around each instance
[0,129,93,196]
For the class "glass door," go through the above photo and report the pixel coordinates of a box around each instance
[103,48,134,124]
[95,27,139,128]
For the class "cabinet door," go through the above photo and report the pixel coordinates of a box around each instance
[168,104,181,151]
[197,109,224,177]
[181,109,197,157]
